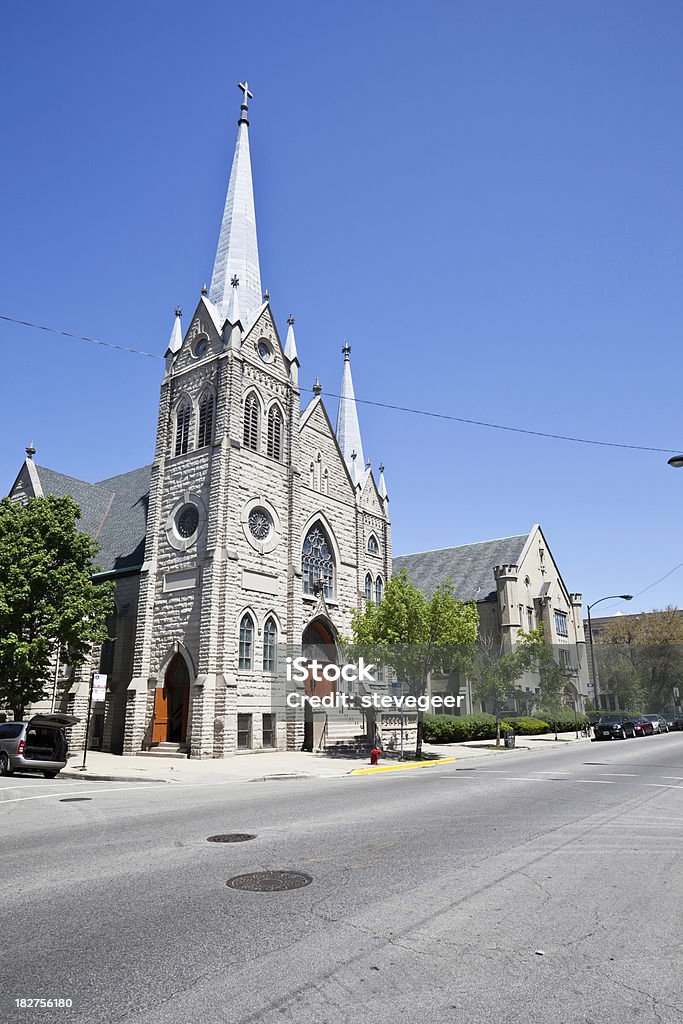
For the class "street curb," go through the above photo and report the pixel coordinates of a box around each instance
[351,757,456,775]
[60,771,173,784]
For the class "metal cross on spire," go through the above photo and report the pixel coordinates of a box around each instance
[238,81,253,108]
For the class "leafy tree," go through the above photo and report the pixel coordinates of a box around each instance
[350,570,478,757]
[530,638,576,740]
[468,629,543,746]
[595,608,683,711]
[0,496,114,718]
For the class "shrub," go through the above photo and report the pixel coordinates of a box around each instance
[500,716,550,735]
[423,713,501,743]
[537,708,588,732]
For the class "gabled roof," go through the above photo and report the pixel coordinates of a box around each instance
[32,464,151,574]
[393,533,530,602]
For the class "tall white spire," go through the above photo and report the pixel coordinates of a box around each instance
[335,342,365,477]
[209,82,262,327]
[164,306,183,369]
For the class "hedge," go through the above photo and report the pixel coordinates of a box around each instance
[536,708,589,732]
[423,713,550,742]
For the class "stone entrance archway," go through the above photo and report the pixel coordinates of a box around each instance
[152,653,190,745]
[302,617,338,698]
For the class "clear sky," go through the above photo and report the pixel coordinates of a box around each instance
[1,0,682,616]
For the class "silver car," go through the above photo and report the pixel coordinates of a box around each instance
[0,714,79,778]
[643,714,668,734]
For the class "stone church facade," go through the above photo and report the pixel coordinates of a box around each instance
[9,87,391,758]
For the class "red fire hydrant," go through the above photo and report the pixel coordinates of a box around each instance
[370,746,381,766]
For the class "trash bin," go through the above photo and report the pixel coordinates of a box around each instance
[503,731,515,749]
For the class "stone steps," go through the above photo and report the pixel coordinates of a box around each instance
[137,742,189,759]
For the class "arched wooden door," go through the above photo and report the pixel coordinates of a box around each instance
[152,653,190,744]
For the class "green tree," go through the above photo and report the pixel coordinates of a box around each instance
[350,570,479,757]
[0,496,114,718]
[596,608,683,711]
[468,630,542,746]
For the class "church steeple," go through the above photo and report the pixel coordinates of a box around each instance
[335,342,365,478]
[209,82,262,327]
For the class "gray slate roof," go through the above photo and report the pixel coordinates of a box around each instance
[393,534,529,603]
[34,464,151,573]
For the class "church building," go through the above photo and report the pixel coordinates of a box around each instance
[9,85,391,758]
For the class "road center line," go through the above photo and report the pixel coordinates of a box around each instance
[598,773,639,777]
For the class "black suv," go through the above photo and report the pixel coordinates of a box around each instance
[594,713,637,740]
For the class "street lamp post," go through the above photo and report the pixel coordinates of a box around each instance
[586,595,633,709]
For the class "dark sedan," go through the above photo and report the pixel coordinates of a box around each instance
[632,716,655,737]
[662,712,683,731]
[594,713,637,740]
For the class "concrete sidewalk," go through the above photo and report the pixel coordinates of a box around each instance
[60,731,591,785]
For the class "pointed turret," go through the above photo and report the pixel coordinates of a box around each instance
[378,463,388,505]
[226,276,242,350]
[164,307,183,369]
[209,82,262,327]
[284,314,299,386]
[335,342,365,476]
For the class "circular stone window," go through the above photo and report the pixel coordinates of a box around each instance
[166,492,207,552]
[248,506,273,541]
[241,497,280,554]
[176,503,199,539]
[257,338,273,363]
[194,338,209,358]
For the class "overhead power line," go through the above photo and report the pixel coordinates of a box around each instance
[0,311,678,455]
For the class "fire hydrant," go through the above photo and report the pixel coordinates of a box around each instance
[370,746,381,766]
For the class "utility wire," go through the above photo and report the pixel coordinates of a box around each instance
[1,311,679,455]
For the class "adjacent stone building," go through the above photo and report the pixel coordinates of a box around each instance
[394,525,590,713]
[8,87,391,757]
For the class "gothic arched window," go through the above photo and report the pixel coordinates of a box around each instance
[302,524,335,599]
[243,392,260,451]
[267,405,284,461]
[174,399,191,456]
[367,534,379,555]
[263,616,277,671]
[197,391,215,448]
[239,613,254,670]
[364,573,373,601]
[375,576,383,604]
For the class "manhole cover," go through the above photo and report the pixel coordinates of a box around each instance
[60,797,92,803]
[226,870,313,892]
[207,833,256,843]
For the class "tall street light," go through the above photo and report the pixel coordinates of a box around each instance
[667,455,683,469]
[586,595,633,709]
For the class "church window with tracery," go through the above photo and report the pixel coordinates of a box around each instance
[364,573,373,601]
[267,405,283,461]
[175,399,191,456]
[243,392,260,451]
[302,524,335,599]
[197,391,214,448]
[375,576,383,604]
[239,613,254,670]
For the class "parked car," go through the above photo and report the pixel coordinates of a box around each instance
[594,713,637,740]
[643,714,668,734]
[661,712,682,731]
[0,714,78,778]
[632,716,655,737]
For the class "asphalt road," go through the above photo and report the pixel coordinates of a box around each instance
[3,735,683,1024]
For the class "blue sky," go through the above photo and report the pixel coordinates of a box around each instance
[1,0,682,615]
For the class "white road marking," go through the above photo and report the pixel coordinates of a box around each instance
[569,780,616,785]
[661,776,683,780]
[644,783,683,789]
[598,773,639,777]
[530,771,572,775]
